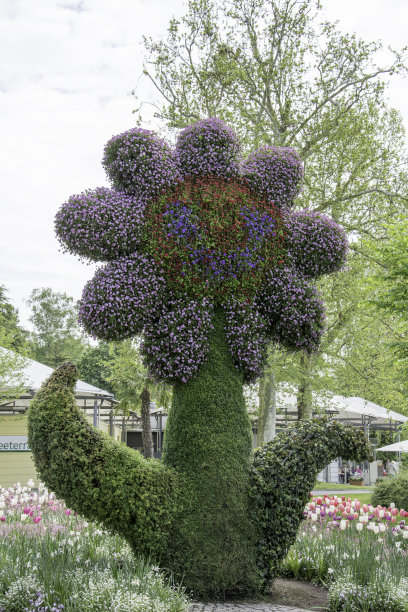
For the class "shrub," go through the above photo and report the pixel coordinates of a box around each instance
[372,471,408,509]
[27,363,179,562]
[250,419,372,584]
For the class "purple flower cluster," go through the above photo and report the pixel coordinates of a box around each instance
[256,266,326,352]
[55,187,145,262]
[223,300,268,383]
[55,117,348,383]
[175,118,241,178]
[286,211,348,278]
[102,128,180,199]
[141,296,214,383]
[78,253,166,341]
[241,146,303,209]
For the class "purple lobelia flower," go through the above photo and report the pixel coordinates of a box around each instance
[56,118,348,383]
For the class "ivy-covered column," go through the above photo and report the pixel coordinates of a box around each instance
[162,308,260,597]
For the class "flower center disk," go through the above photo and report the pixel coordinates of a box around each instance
[143,177,286,301]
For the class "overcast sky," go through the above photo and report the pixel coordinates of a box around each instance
[1,0,408,330]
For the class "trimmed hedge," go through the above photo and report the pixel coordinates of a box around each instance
[161,308,261,598]
[250,419,372,584]
[27,363,178,561]
[371,471,408,509]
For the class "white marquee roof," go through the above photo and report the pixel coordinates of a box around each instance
[1,348,113,400]
[376,440,408,452]
[273,387,408,427]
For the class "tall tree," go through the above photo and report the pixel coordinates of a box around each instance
[0,286,28,352]
[106,340,172,458]
[26,287,88,368]
[78,342,116,394]
[137,0,408,423]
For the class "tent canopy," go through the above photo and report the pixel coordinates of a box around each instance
[376,440,408,452]
[1,349,115,416]
[265,386,408,432]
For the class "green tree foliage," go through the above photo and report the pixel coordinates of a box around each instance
[0,286,28,352]
[106,340,172,458]
[137,0,408,420]
[78,342,115,394]
[26,287,88,368]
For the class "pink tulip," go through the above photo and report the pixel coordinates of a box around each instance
[363,504,369,513]
[391,516,397,523]
[0,516,5,522]
[34,516,41,524]
[391,508,398,516]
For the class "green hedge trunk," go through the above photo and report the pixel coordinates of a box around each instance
[161,308,261,597]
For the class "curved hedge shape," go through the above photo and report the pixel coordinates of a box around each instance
[27,363,178,560]
[251,419,373,583]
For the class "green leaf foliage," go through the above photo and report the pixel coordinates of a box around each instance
[371,471,408,509]
[250,419,372,584]
[27,363,178,561]
[161,308,261,597]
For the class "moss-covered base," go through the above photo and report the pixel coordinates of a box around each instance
[161,308,261,598]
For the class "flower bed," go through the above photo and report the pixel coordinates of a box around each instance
[281,494,408,611]
[0,481,189,611]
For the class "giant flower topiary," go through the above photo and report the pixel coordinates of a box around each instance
[28,117,371,598]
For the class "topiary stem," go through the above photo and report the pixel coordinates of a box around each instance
[161,308,261,597]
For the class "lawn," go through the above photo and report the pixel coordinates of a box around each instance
[314,481,374,491]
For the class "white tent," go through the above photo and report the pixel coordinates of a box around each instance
[0,348,112,400]
[376,440,408,452]
[272,386,408,431]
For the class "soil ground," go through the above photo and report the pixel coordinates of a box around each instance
[268,578,329,610]
[217,579,329,611]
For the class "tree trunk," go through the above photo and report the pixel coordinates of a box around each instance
[297,352,313,420]
[263,371,277,442]
[140,387,154,458]
[162,308,259,597]
[257,349,277,444]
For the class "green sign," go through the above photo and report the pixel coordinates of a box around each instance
[0,436,31,452]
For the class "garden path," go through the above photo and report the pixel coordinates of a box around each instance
[189,604,310,611]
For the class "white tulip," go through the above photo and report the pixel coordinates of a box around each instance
[356,523,363,532]
[373,525,380,534]
[380,524,386,532]
[340,520,347,531]
[403,530,408,539]
[390,503,395,509]
[379,510,384,518]
[20,513,28,521]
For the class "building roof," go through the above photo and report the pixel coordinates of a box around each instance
[376,440,408,452]
[271,387,408,431]
[0,349,115,414]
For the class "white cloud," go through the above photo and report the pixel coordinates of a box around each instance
[0,0,407,330]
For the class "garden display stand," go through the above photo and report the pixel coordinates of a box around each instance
[28,118,372,597]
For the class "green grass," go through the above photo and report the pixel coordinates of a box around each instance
[314,481,373,491]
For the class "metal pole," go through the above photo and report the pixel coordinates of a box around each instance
[109,411,114,437]
[93,400,98,428]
